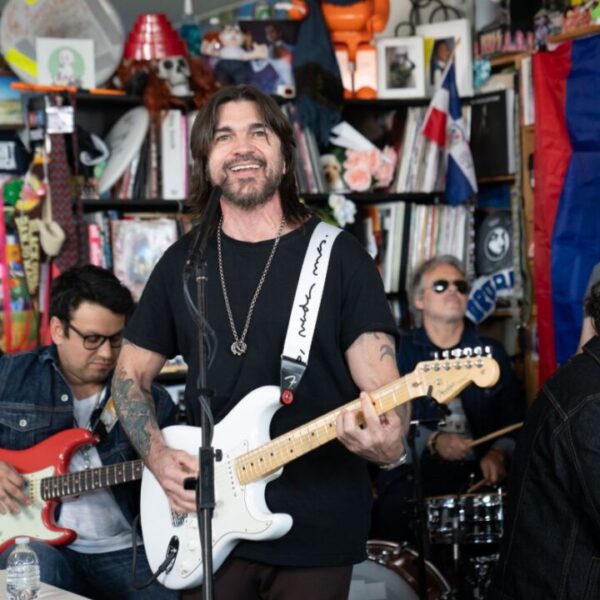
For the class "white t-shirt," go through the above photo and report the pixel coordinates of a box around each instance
[56,390,135,554]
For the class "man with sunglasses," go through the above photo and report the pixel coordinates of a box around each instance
[0,265,177,599]
[371,255,523,542]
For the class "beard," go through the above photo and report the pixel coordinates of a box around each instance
[213,153,284,210]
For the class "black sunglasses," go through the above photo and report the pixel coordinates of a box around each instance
[432,279,469,295]
[67,322,124,350]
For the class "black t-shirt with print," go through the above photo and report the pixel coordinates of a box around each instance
[126,216,398,566]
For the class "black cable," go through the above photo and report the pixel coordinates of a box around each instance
[130,514,179,590]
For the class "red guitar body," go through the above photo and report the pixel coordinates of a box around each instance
[0,428,96,553]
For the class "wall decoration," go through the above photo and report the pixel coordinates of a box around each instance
[416,18,474,98]
[376,36,425,99]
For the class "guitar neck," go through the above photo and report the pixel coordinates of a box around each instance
[41,460,144,500]
[236,371,425,485]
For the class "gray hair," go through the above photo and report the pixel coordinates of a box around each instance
[409,255,467,324]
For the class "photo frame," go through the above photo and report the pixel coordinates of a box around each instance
[416,19,474,98]
[237,19,301,98]
[36,37,95,89]
[376,36,425,99]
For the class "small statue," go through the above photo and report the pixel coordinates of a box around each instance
[156,56,193,97]
[201,24,268,86]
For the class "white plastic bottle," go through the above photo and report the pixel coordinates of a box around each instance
[6,537,40,600]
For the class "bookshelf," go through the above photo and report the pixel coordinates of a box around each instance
[472,51,537,405]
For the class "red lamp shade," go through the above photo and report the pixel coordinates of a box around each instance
[123,13,187,60]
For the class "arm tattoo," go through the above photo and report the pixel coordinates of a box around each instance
[112,366,159,461]
[371,332,396,362]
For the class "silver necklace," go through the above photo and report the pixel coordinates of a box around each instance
[217,216,286,356]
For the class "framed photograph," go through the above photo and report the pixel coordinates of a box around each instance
[36,37,95,89]
[376,36,425,99]
[237,19,301,98]
[416,19,474,98]
[0,74,24,126]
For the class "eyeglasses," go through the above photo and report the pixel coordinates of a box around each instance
[432,279,470,295]
[67,322,124,350]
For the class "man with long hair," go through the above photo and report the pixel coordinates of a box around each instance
[113,84,408,598]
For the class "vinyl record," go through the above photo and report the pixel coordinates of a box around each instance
[476,212,513,275]
[0,0,124,86]
[98,106,149,194]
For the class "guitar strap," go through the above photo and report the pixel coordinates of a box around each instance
[279,221,341,404]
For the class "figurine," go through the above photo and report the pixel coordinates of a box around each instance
[201,24,268,86]
[321,0,390,99]
[156,55,193,97]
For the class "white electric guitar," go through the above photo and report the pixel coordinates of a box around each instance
[141,349,500,590]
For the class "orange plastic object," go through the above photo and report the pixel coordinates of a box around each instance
[288,0,309,20]
[321,0,390,97]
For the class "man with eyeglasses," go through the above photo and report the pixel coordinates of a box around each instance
[371,255,524,543]
[0,265,178,599]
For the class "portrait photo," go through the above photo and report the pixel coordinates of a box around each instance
[238,19,300,98]
[376,36,425,99]
[36,37,95,89]
[416,19,474,97]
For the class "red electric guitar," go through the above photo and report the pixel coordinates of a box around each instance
[0,428,143,553]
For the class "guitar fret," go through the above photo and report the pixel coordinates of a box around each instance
[236,380,414,485]
[40,459,144,500]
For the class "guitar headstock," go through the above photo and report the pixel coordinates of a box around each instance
[412,346,500,404]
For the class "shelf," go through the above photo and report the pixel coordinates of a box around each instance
[343,97,431,109]
[547,24,600,43]
[82,199,188,212]
[489,52,532,69]
[75,92,142,106]
[478,175,516,185]
[301,192,442,204]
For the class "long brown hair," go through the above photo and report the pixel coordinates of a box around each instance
[188,85,309,229]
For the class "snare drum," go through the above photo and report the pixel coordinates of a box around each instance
[426,492,505,544]
[349,540,451,599]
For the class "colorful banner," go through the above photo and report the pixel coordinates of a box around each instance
[533,37,600,384]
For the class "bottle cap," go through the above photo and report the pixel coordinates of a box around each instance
[15,537,30,544]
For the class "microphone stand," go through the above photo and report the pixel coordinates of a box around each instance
[183,187,222,600]
[408,392,452,600]
[407,417,436,600]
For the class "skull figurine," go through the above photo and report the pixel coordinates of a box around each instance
[157,55,192,97]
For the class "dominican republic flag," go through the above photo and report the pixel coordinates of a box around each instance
[421,61,477,205]
[534,36,600,385]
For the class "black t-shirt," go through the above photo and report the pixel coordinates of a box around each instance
[126,216,397,566]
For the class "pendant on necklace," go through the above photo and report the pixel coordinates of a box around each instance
[231,340,248,356]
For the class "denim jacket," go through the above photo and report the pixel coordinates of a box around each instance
[490,336,600,599]
[0,345,176,525]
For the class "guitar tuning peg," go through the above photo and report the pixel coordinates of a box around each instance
[484,345,491,356]
[463,347,473,357]
[442,350,450,360]
[451,348,462,359]
[473,346,482,356]
[433,352,439,360]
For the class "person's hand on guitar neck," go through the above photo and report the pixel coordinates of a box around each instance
[0,460,31,514]
[336,391,406,466]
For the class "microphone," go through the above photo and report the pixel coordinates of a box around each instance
[184,185,222,276]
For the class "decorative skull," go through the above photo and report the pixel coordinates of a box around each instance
[157,55,192,97]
